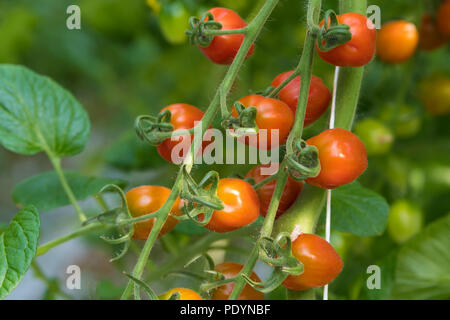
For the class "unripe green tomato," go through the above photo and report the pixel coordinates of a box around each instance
[379,104,422,138]
[387,199,423,244]
[419,75,450,116]
[158,2,190,44]
[354,118,394,156]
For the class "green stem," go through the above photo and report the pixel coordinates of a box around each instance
[204,27,248,36]
[228,0,322,300]
[253,173,279,189]
[47,154,87,222]
[36,222,105,256]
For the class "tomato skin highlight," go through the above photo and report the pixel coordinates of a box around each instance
[316,13,376,67]
[126,186,181,240]
[376,20,419,64]
[156,103,205,163]
[271,71,331,126]
[159,288,203,300]
[419,14,448,51]
[236,94,294,150]
[204,178,260,233]
[245,164,303,218]
[437,0,450,36]
[211,262,264,300]
[198,7,254,65]
[283,233,343,291]
[306,128,368,189]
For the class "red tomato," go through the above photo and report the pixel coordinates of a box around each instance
[235,94,294,150]
[245,164,303,218]
[305,128,367,189]
[283,233,343,291]
[211,262,264,300]
[271,71,331,126]
[317,13,376,67]
[376,20,419,64]
[126,186,181,240]
[419,14,448,51]
[157,103,206,163]
[204,178,259,233]
[159,288,202,300]
[199,7,254,65]
[437,0,450,36]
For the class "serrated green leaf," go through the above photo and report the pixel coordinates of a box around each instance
[0,64,90,156]
[329,182,389,236]
[12,170,127,211]
[391,214,450,300]
[0,206,40,299]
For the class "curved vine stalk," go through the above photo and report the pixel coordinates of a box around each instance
[120,0,281,300]
[228,0,323,300]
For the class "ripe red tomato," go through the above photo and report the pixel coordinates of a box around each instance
[157,103,205,163]
[199,7,254,65]
[245,164,303,218]
[235,94,294,150]
[126,186,181,240]
[211,262,264,300]
[204,178,260,233]
[316,13,376,67]
[376,20,419,64]
[159,288,203,300]
[419,14,448,51]
[305,128,367,189]
[437,0,450,36]
[271,71,331,126]
[283,233,343,291]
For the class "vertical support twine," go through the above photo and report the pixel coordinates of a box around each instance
[324,66,340,300]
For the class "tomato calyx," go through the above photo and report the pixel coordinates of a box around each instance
[221,101,258,137]
[135,110,177,146]
[240,233,303,293]
[317,10,352,51]
[286,140,321,181]
[82,184,135,262]
[178,169,224,226]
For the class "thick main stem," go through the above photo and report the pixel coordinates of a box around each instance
[121,0,281,300]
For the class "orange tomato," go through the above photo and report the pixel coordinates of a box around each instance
[306,128,368,189]
[204,178,260,233]
[199,7,254,65]
[283,233,343,291]
[235,95,294,150]
[271,71,331,126]
[126,186,181,240]
[245,164,303,218]
[317,13,376,67]
[376,20,419,64]
[159,288,203,300]
[211,262,264,300]
[157,103,206,163]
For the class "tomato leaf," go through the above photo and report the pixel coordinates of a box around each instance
[391,214,450,300]
[12,170,127,211]
[328,182,389,236]
[0,64,90,156]
[0,206,40,299]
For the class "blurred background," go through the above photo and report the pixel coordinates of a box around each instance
[1,0,449,299]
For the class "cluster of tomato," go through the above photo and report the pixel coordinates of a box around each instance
[126,7,378,300]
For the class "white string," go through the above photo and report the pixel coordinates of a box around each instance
[324,66,340,301]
